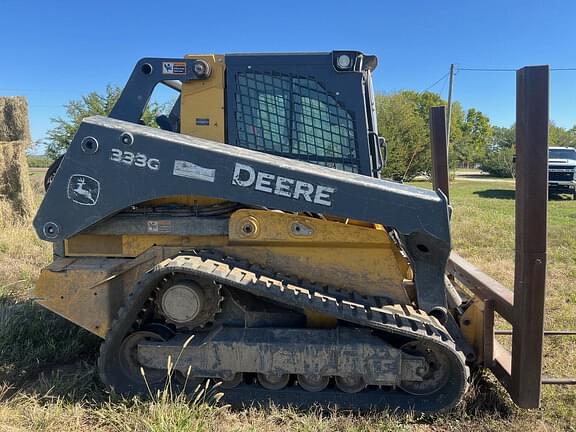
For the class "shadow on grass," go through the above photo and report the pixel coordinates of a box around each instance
[458,370,516,418]
[474,189,574,201]
[0,298,104,402]
[457,174,493,180]
[473,189,516,200]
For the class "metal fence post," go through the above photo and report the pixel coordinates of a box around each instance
[429,106,450,202]
[511,65,549,408]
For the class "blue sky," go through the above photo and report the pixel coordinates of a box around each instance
[1,0,575,150]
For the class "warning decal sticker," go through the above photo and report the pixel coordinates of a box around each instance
[162,62,187,75]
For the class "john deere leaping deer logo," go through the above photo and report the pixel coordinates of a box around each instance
[67,175,100,206]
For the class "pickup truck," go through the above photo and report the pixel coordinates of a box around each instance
[548,146,576,199]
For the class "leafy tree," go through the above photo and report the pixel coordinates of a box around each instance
[549,121,576,148]
[567,126,576,147]
[480,125,515,177]
[480,146,515,177]
[376,92,430,181]
[453,109,492,167]
[491,125,515,149]
[376,90,488,180]
[46,85,166,159]
[402,91,444,121]
[447,102,466,152]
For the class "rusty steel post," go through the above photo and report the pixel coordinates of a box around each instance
[511,65,549,408]
[429,106,450,202]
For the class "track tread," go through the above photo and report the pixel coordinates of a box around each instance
[98,249,469,412]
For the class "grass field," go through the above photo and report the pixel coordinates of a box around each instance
[0,175,574,431]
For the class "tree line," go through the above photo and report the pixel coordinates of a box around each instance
[377,91,576,179]
[44,86,576,179]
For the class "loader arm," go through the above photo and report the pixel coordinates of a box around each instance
[34,115,451,316]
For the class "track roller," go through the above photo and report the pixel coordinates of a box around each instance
[297,374,330,392]
[220,373,244,389]
[257,373,290,390]
[335,376,366,393]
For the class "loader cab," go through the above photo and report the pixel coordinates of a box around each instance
[109,51,385,178]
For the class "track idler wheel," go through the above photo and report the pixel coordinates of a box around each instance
[297,374,330,392]
[257,373,290,390]
[335,376,366,393]
[398,340,451,396]
[118,329,168,391]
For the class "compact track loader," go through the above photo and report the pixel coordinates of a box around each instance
[34,51,474,411]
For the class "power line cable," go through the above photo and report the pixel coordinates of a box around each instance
[421,72,450,93]
[459,68,516,72]
[439,74,449,98]
[458,67,576,72]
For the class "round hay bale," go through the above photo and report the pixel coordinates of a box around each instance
[0,96,34,218]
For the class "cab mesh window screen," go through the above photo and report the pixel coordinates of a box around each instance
[234,72,359,172]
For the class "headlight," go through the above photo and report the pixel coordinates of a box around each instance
[336,54,352,69]
[333,52,356,71]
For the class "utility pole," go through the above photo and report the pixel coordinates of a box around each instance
[446,64,456,145]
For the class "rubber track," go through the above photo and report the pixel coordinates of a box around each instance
[99,249,470,412]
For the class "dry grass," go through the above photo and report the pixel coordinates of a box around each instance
[0,176,50,300]
[0,177,574,431]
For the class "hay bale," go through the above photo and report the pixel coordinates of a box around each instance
[0,97,31,142]
[0,97,34,218]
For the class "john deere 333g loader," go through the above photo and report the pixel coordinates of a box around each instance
[33,51,472,411]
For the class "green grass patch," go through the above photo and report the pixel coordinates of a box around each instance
[26,155,53,168]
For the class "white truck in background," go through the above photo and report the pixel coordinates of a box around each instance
[548,147,576,199]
